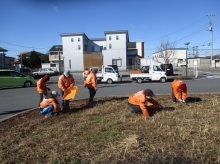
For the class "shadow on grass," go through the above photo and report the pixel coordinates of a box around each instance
[187,97,202,103]
[148,107,175,117]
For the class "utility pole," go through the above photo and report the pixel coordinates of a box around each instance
[207,13,215,67]
[184,42,190,78]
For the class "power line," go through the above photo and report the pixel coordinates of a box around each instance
[0,40,50,49]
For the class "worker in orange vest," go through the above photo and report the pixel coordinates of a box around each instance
[171,79,187,104]
[128,89,163,118]
[36,74,50,107]
[84,68,98,107]
[58,70,75,111]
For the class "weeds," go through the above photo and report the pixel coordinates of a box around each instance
[0,94,220,163]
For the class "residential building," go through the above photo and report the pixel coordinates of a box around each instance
[60,30,144,71]
[152,48,187,67]
[188,58,211,68]
[48,45,63,72]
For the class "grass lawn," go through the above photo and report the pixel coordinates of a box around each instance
[0,94,220,163]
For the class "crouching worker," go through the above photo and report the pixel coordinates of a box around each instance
[128,89,163,119]
[39,91,61,118]
[171,79,187,104]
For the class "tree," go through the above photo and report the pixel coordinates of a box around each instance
[19,51,47,69]
[156,39,176,64]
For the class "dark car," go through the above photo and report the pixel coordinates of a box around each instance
[160,64,174,76]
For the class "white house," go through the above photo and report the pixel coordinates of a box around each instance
[152,48,187,67]
[60,30,144,71]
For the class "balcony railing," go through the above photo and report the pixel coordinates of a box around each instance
[49,55,63,61]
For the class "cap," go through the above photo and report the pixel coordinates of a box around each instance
[52,90,58,97]
[64,70,70,77]
[91,69,98,73]
[144,89,155,97]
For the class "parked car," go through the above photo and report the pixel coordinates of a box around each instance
[19,67,33,76]
[0,70,36,88]
[160,64,174,76]
[32,68,58,76]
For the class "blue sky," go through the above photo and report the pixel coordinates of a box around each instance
[1,0,220,58]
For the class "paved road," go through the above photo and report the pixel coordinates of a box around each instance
[0,73,219,121]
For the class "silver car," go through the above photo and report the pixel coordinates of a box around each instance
[33,68,58,75]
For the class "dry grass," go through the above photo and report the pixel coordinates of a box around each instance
[0,94,220,164]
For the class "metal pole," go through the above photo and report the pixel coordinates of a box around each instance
[58,49,61,75]
[184,42,190,78]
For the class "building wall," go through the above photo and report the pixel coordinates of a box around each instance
[103,33,127,70]
[153,49,187,66]
[61,31,143,71]
[188,58,211,68]
[62,35,84,71]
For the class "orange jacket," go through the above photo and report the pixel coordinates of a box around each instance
[171,79,187,100]
[58,74,75,91]
[36,78,47,93]
[40,98,60,112]
[128,90,152,117]
[84,72,97,88]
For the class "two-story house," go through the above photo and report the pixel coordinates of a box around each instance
[59,30,144,72]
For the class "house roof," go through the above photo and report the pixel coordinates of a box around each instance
[104,30,128,35]
[60,32,89,40]
[0,47,8,52]
[49,45,63,51]
[90,38,106,41]
[18,50,46,56]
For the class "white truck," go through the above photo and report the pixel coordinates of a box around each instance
[130,65,167,83]
[95,65,120,84]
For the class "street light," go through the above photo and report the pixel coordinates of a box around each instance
[184,42,190,78]
[55,46,61,75]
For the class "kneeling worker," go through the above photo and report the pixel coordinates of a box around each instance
[39,91,61,118]
[171,79,187,104]
[128,89,163,118]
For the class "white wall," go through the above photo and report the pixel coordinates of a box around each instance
[153,49,187,66]
[62,35,84,71]
[103,33,127,70]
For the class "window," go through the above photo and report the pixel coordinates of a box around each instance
[78,45,81,50]
[109,44,112,49]
[178,59,183,63]
[153,66,162,71]
[109,36,111,40]
[69,60,71,69]
[116,36,119,40]
[78,38,80,42]
[112,59,122,67]
[50,64,56,67]
[105,68,114,73]
[71,38,74,42]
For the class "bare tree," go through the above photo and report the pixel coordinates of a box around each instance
[155,39,177,64]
